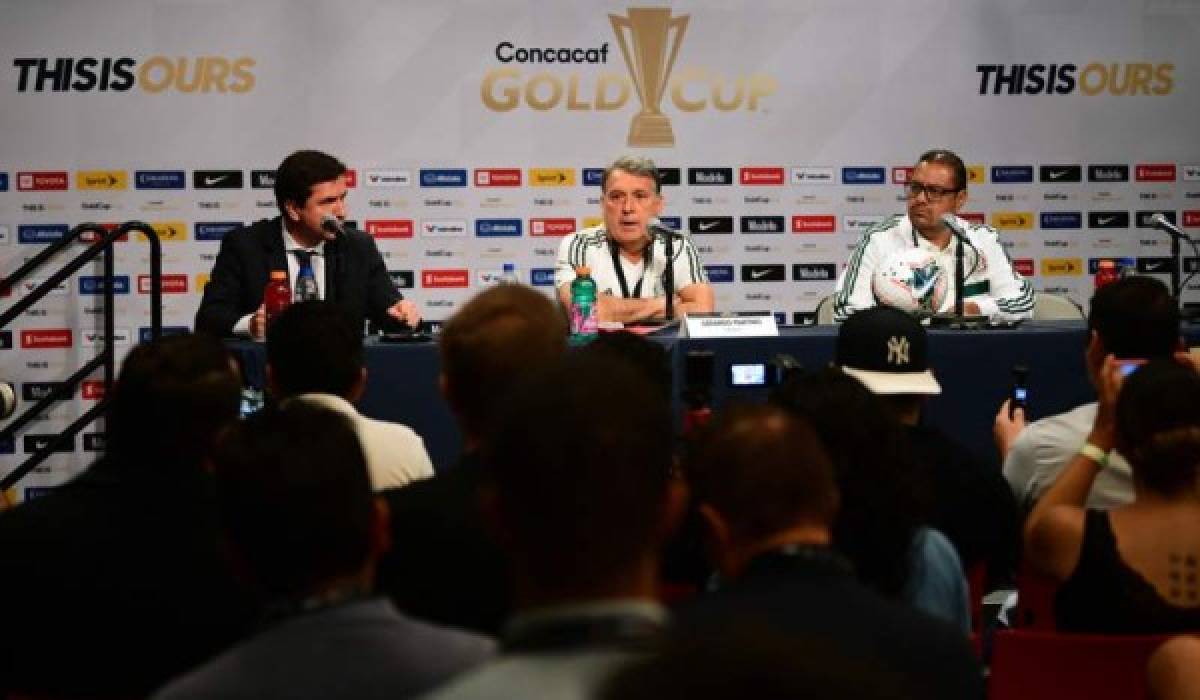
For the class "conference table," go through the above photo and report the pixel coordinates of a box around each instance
[231,320,1200,471]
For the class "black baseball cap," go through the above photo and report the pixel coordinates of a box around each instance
[835,307,941,395]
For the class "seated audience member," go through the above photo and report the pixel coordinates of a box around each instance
[1148,636,1200,700]
[154,402,493,699]
[674,404,983,699]
[425,351,686,699]
[0,335,256,698]
[771,368,971,631]
[266,300,433,490]
[1025,357,1200,634]
[836,306,1019,584]
[996,275,1180,511]
[377,283,566,636]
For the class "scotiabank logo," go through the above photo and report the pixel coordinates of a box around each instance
[17,171,68,191]
[1136,164,1176,182]
[82,380,107,399]
[421,269,470,288]
[739,167,784,185]
[474,168,521,187]
[20,329,72,348]
[366,220,414,239]
[792,215,836,233]
[139,274,188,294]
[1184,211,1200,227]
[1012,259,1036,276]
[530,218,576,236]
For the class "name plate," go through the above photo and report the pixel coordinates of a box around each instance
[682,313,779,338]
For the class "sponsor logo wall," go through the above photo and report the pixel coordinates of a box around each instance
[0,0,1197,491]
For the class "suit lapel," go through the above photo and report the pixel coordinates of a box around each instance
[264,218,289,283]
[324,238,340,302]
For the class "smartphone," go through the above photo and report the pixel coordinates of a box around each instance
[1116,358,1146,377]
[729,363,767,387]
[1009,365,1029,419]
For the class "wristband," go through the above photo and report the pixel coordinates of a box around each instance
[1078,443,1109,468]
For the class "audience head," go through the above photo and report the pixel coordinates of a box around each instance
[1088,275,1179,361]
[482,350,679,598]
[211,401,383,598]
[273,149,347,217]
[769,367,926,596]
[107,333,240,468]
[584,330,672,399]
[835,306,941,422]
[266,300,364,400]
[686,403,838,575]
[439,283,566,440]
[1116,359,1200,497]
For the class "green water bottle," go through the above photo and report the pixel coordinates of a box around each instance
[569,265,598,345]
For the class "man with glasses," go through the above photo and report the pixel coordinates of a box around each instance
[555,156,713,323]
[832,149,1034,323]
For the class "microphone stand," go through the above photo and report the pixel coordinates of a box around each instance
[954,232,965,318]
[663,228,675,321]
[930,216,986,329]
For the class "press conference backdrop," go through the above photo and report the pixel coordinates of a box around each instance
[1,0,1198,496]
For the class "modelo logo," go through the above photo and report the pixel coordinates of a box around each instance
[421,269,470,288]
[0,331,12,350]
[704,264,734,283]
[420,169,468,187]
[841,167,885,185]
[688,168,732,186]
[83,433,106,452]
[975,63,1174,96]
[1138,257,1175,274]
[1137,211,1177,228]
[740,216,784,233]
[17,224,69,244]
[24,435,73,454]
[474,168,521,187]
[135,170,186,189]
[22,382,71,401]
[992,166,1034,183]
[792,215,836,233]
[1040,212,1082,229]
[389,270,415,289]
[194,221,240,241]
[139,274,188,294]
[365,220,414,239]
[12,56,255,93]
[251,170,276,188]
[530,268,556,286]
[475,219,523,237]
[1039,165,1082,183]
[78,275,130,295]
[1088,165,1129,182]
[792,264,836,281]
[16,171,68,191]
[740,167,784,185]
[530,218,576,236]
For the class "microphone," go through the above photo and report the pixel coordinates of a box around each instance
[320,214,346,240]
[940,213,969,318]
[1149,213,1191,241]
[940,212,968,240]
[649,217,687,238]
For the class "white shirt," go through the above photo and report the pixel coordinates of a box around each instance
[554,225,708,299]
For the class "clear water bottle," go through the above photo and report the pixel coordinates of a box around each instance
[501,262,519,285]
[569,265,598,345]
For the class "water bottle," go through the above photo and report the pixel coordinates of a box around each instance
[261,270,291,340]
[500,262,518,285]
[295,264,319,301]
[1095,259,1119,290]
[569,265,598,345]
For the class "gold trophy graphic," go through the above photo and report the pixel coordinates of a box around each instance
[609,8,689,147]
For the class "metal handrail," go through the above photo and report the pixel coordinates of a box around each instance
[0,221,162,491]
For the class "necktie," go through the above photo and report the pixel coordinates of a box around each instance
[292,249,319,301]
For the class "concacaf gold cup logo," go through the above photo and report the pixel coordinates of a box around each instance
[481,7,776,147]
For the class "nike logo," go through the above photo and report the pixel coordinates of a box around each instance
[203,175,228,186]
[1097,216,1116,226]
[698,220,720,231]
[750,269,772,279]
[1049,170,1068,179]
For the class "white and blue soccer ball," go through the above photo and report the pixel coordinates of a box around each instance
[872,249,949,314]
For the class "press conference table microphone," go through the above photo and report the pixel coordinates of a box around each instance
[320,214,345,240]
[1149,213,1197,306]
[929,213,986,328]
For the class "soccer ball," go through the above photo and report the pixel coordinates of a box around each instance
[872,248,949,314]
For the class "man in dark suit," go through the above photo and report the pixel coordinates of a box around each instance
[194,149,420,337]
[678,403,984,699]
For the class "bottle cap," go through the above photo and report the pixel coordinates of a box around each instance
[1098,259,1115,268]
[270,270,288,280]
[575,265,591,276]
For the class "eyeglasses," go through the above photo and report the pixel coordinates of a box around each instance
[904,181,961,201]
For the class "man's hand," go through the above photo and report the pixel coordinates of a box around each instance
[993,399,1026,458]
[964,301,982,315]
[249,304,267,340]
[387,299,422,327]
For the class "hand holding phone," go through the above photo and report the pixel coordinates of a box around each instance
[1009,365,1029,420]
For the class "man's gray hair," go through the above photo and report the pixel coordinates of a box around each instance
[601,155,660,194]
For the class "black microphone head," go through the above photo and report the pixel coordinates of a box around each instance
[1150,213,1168,228]
[320,214,345,239]
[940,212,964,232]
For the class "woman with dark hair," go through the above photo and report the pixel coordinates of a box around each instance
[770,368,970,631]
[1025,356,1200,633]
